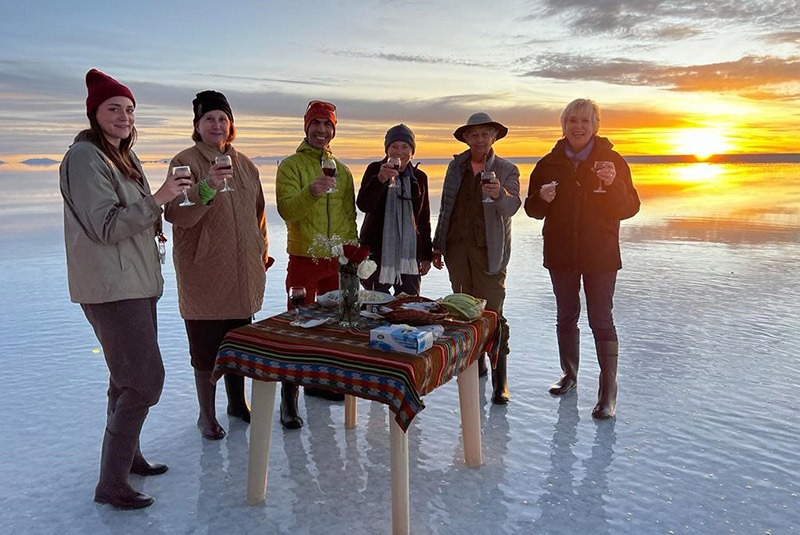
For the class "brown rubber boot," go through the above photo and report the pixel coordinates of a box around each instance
[94,430,154,509]
[130,440,168,476]
[194,370,226,440]
[591,340,619,420]
[549,330,580,396]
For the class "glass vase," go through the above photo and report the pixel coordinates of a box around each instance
[338,265,361,327]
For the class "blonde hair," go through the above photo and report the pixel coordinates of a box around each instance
[560,99,601,136]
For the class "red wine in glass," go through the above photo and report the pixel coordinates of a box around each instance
[288,286,307,326]
[173,166,195,207]
[215,155,234,192]
[387,157,401,188]
[322,158,337,193]
[481,170,496,203]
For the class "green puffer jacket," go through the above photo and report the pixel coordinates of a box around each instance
[276,140,357,257]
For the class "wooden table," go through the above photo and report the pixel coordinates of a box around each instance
[212,303,498,535]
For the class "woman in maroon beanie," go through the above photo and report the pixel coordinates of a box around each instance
[60,69,191,509]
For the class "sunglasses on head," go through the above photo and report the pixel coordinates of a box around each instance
[306,100,336,112]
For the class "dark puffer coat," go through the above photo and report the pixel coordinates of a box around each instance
[524,136,640,273]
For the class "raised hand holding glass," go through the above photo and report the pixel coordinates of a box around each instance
[322,157,337,193]
[215,155,234,192]
[386,157,401,188]
[481,170,496,203]
[173,166,195,207]
[593,161,611,193]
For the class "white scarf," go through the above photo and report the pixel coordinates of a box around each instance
[379,170,418,285]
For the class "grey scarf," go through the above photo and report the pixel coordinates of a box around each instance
[379,169,418,285]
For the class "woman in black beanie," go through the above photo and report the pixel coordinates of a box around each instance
[164,90,271,440]
[356,124,433,295]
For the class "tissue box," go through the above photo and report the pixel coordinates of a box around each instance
[369,325,435,355]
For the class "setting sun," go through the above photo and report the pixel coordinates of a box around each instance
[672,128,733,160]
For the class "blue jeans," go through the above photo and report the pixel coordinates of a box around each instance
[549,270,618,342]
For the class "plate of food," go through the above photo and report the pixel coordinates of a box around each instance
[317,289,394,307]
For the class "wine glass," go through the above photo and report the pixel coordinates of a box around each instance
[288,286,307,326]
[322,157,337,193]
[386,157,401,188]
[593,161,611,194]
[173,166,195,207]
[481,170,496,203]
[215,155,234,192]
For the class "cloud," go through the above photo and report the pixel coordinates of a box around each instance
[518,53,800,99]
[763,31,800,45]
[324,49,488,68]
[534,0,800,39]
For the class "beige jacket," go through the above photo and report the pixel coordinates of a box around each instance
[164,142,268,320]
[60,141,163,304]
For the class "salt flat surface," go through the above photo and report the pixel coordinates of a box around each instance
[1,163,798,534]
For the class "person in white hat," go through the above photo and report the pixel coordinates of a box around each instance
[432,112,521,404]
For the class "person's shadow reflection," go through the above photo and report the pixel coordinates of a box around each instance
[534,395,616,534]
[575,418,617,534]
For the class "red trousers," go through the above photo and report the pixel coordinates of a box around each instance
[285,255,339,307]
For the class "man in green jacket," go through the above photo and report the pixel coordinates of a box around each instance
[275,100,357,428]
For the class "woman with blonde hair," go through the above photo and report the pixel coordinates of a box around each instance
[525,98,640,419]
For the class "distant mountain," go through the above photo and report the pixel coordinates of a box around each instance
[22,158,59,166]
[251,156,287,164]
[0,160,5,165]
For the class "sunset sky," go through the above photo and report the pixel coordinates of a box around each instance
[1,0,799,163]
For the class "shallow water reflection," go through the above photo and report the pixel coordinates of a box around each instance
[0,160,798,534]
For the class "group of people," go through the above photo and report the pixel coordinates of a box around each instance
[60,69,640,510]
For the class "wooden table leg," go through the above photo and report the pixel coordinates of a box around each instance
[247,380,277,504]
[389,417,409,535]
[457,360,483,468]
[344,394,357,429]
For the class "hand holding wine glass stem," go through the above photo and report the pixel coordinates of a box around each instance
[153,173,191,205]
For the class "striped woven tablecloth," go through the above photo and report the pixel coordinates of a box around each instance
[212,303,498,431]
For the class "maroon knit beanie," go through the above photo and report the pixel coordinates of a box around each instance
[85,69,135,118]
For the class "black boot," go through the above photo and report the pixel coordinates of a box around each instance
[194,370,226,440]
[130,440,168,476]
[477,354,488,377]
[224,374,251,423]
[491,352,509,404]
[280,382,304,429]
[549,330,580,396]
[592,340,619,420]
[490,317,510,404]
[95,430,154,510]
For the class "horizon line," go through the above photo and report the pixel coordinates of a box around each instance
[7,152,800,167]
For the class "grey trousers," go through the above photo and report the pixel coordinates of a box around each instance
[444,241,509,357]
[82,297,165,439]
